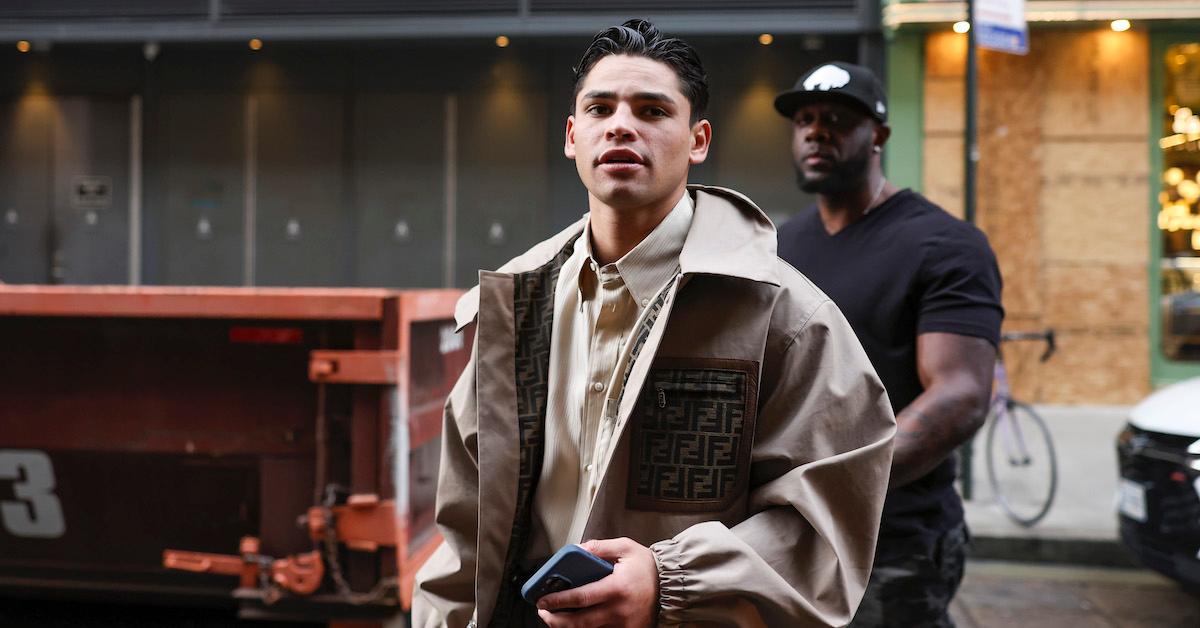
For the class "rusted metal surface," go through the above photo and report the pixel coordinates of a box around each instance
[162,536,263,589]
[309,350,403,385]
[307,495,398,553]
[270,551,324,596]
[0,285,458,320]
[162,541,325,596]
[0,284,469,622]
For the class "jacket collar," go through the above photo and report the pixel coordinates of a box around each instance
[454,185,780,330]
[679,184,780,288]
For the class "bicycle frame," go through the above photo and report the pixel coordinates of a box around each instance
[991,361,1033,467]
[961,329,1056,501]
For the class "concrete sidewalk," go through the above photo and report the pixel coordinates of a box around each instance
[950,560,1200,627]
[962,405,1137,566]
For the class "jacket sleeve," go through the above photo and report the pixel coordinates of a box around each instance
[650,300,896,627]
[411,335,480,628]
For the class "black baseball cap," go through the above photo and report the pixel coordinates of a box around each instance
[774,61,888,123]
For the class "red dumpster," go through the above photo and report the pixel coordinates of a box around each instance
[0,285,468,623]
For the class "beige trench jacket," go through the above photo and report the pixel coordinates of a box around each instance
[412,185,896,627]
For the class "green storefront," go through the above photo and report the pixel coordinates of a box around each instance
[884,0,1200,398]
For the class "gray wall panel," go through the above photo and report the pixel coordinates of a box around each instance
[255,93,349,286]
[0,98,53,284]
[352,93,446,288]
[455,86,549,287]
[158,94,245,285]
[53,97,130,284]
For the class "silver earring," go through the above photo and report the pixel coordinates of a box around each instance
[873,146,881,153]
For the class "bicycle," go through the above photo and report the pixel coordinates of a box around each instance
[981,329,1059,527]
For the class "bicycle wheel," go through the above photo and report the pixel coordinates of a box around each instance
[986,400,1058,527]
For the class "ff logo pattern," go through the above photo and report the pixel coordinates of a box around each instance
[628,359,759,513]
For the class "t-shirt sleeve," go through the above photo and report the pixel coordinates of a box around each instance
[916,223,1004,346]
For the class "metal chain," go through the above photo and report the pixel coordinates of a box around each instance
[319,485,399,606]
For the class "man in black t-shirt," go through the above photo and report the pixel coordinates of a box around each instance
[773,62,1004,627]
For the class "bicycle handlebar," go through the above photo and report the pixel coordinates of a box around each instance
[999,329,1056,362]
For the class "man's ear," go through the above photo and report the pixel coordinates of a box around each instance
[689,119,712,165]
[874,123,892,151]
[564,115,576,159]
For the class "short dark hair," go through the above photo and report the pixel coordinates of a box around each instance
[571,19,709,122]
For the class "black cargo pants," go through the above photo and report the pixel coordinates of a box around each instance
[849,522,969,628]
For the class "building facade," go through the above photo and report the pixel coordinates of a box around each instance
[884,0,1200,403]
[0,1,883,289]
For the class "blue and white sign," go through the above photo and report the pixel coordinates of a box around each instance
[975,0,1028,55]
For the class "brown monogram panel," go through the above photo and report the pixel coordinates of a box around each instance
[489,235,579,628]
[627,357,759,513]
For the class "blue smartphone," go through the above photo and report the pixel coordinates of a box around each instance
[520,543,614,603]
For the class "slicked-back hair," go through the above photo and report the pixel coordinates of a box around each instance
[571,19,709,123]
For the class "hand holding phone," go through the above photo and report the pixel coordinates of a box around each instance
[521,543,614,603]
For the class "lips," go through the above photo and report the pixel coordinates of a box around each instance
[803,150,836,168]
[597,148,646,168]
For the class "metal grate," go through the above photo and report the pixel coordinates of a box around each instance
[530,0,857,12]
[0,0,208,19]
[221,0,518,16]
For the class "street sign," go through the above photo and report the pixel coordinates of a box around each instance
[975,0,1028,55]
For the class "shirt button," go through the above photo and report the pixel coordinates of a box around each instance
[585,463,594,472]
[592,381,604,392]
[641,297,650,307]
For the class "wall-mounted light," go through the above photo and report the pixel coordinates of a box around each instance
[953,21,971,34]
[758,34,774,46]
[248,38,263,51]
[495,35,510,48]
[1110,19,1131,32]
[15,40,30,53]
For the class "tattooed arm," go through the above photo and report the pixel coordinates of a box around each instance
[890,332,996,489]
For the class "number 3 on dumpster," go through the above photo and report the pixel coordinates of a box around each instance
[0,450,66,538]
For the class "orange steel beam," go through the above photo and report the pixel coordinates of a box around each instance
[308,495,398,552]
[0,286,404,320]
[399,290,464,323]
[309,351,402,385]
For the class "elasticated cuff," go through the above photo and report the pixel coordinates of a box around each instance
[650,537,689,617]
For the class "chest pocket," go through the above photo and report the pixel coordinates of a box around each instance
[627,357,759,513]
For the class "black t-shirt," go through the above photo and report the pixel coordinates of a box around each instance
[777,189,1003,561]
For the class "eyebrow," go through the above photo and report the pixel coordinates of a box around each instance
[581,90,677,105]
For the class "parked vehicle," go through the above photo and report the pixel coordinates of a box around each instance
[1116,377,1200,589]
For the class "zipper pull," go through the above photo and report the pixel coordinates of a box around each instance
[656,387,666,408]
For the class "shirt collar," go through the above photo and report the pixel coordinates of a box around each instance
[576,192,693,307]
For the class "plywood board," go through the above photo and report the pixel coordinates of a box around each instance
[982,208,1042,319]
[1043,262,1149,331]
[1040,140,1149,265]
[925,77,965,134]
[923,136,965,219]
[1027,331,1149,404]
[1039,30,1150,141]
[926,31,967,79]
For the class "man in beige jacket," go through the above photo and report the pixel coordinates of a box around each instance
[412,19,895,628]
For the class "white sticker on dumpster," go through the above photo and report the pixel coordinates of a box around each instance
[0,450,66,538]
[440,324,464,354]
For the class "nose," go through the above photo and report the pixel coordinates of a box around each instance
[802,118,831,143]
[605,104,638,141]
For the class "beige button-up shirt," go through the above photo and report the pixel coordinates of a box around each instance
[527,192,693,560]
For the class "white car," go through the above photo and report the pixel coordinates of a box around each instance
[1116,377,1200,588]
